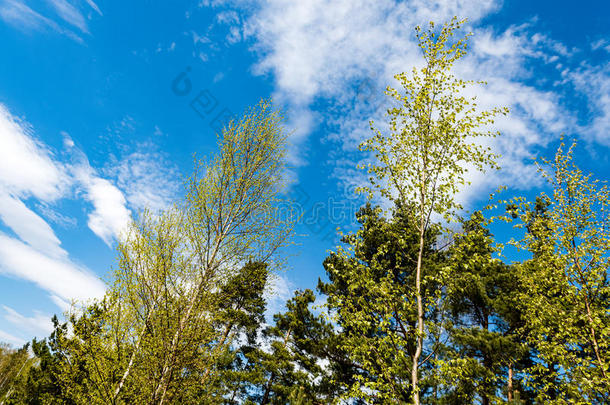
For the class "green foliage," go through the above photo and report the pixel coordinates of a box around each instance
[358,17,508,404]
[320,203,444,402]
[4,21,610,405]
[507,142,610,403]
[1,99,294,405]
[360,17,507,220]
[233,289,341,405]
[438,213,532,404]
[0,342,33,404]
[102,98,294,404]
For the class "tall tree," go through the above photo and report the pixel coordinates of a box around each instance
[17,99,294,405]
[186,261,269,403]
[320,203,444,402]
[0,342,33,404]
[149,99,293,404]
[359,17,507,403]
[237,289,340,405]
[439,212,532,404]
[508,142,610,402]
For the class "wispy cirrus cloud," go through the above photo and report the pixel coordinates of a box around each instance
[0,102,184,320]
[201,0,608,207]
[0,0,102,41]
[564,61,610,147]
[0,104,108,309]
[0,232,106,304]
[46,0,89,33]
[69,148,132,246]
[104,144,182,214]
[84,0,102,16]
[0,193,67,259]
[3,305,54,338]
[0,327,23,346]
[0,0,58,31]
[0,104,69,201]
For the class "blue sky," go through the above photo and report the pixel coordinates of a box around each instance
[0,0,608,345]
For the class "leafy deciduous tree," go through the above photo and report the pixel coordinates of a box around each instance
[359,17,507,403]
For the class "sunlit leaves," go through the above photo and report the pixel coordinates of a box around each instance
[507,142,610,402]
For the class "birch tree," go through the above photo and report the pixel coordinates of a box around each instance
[509,142,610,402]
[359,18,507,403]
[60,99,294,404]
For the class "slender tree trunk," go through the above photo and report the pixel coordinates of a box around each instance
[583,291,608,379]
[113,310,153,402]
[0,355,28,405]
[507,362,514,403]
[261,371,276,405]
[482,313,491,405]
[201,323,233,385]
[411,225,425,405]
[573,255,608,379]
[153,285,199,404]
[154,237,223,404]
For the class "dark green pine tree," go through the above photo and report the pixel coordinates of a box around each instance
[439,212,533,404]
[16,261,271,405]
[235,288,345,404]
[181,261,270,404]
[319,203,445,402]
[506,196,564,402]
[16,315,85,405]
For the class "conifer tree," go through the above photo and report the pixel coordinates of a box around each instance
[440,212,532,404]
[320,203,445,402]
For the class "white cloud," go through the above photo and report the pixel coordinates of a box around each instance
[203,0,602,207]
[0,0,102,41]
[105,145,181,213]
[0,103,139,315]
[191,30,211,44]
[0,193,67,259]
[0,104,108,317]
[565,62,610,146]
[0,0,58,31]
[0,328,24,346]
[591,39,610,54]
[36,203,77,228]
[74,165,132,246]
[47,0,89,33]
[0,232,106,303]
[0,0,83,41]
[204,0,506,182]
[84,0,102,16]
[264,272,294,318]
[0,103,132,246]
[3,306,54,337]
[0,105,68,201]
[49,294,71,312]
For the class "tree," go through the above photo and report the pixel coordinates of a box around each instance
[320,203,445,402]
[0,342,33,404]
[508,142,610,402]
[14,99,294,405]
[359,17,507,403]
[439,212,532,404]
[185,261,269,403]
[15,315,93,404]
[104,99,294,404]
[236,289,340,405]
